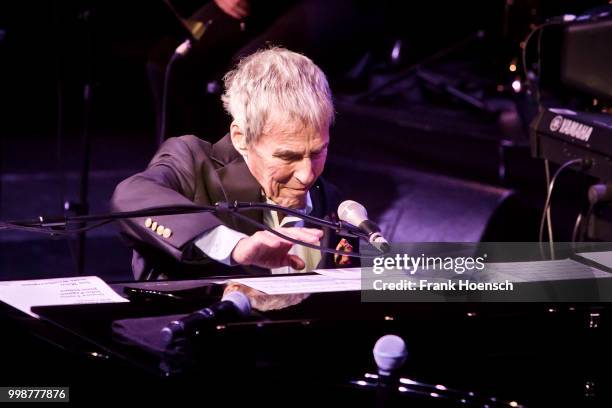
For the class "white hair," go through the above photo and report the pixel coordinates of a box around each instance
[221,47,334,144]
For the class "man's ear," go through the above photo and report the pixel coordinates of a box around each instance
[230,121,248,156]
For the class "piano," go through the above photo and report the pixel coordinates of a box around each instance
[1,271,611,407]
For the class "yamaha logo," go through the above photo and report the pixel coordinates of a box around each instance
[548,115,593,142]
[549,115,563,132]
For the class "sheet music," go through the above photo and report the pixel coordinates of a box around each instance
[316,259,612,284]
[231,274,361,295]
[477,259,612,282]
[576,251,612,271]
[225,259,612,296]
[313,267,362,279]
[0,276,129,318]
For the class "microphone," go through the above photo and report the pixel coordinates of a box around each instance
[338,200,391,253]
[373,335,408,408]
[158,1,212,144]
[172,16,212,57]
[588,183,612,205]
[160,291,251,346]
[174,39,192,57]
[373,335,408,376]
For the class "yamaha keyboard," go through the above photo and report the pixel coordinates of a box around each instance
[531,107,612,180]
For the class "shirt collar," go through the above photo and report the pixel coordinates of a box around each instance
[262,191,313,230]
[264,191,313,215]
[298,191,313,216]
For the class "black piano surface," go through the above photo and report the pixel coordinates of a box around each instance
[1,275,611,407]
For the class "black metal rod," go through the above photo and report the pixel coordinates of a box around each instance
[3,201,367,239]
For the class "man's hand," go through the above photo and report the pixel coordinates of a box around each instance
[231,227,323,270]
[214,0,250,20]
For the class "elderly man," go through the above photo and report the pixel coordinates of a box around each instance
[112,47,355,280]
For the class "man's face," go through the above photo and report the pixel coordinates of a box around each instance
[245,119,329,209]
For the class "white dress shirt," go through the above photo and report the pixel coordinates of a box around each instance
[194,192,321,273]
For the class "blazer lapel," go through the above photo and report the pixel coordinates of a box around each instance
[212,135,264,236]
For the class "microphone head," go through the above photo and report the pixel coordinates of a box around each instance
[588,183,612,204]
[373,335,408,375]
[174,39,192,56]
[338,200,368,226]
[222,291,252,317]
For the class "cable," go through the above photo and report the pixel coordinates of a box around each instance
[229,211,379,259]
[66,220,113,234]
[580,203,596,242]
[0,214,376,259]
[538,158,586,259]
[521,21,564,105]
[0,202,382,259]
[538,158,584,242]
[0,219,112,236]
[543,160,554,243]
[572,202,596,243]
[571,212,583,243]
[223,201,364,238]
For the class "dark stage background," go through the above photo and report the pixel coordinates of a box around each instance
[0,0,608,281]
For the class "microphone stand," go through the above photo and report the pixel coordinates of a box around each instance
[158,0,212,145]
[1,201,367,240]
[215,201,365,235]
[62,6,95,276]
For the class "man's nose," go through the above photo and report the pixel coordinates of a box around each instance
[295,158,316,186]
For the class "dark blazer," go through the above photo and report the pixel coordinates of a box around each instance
[111,134,356,280]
